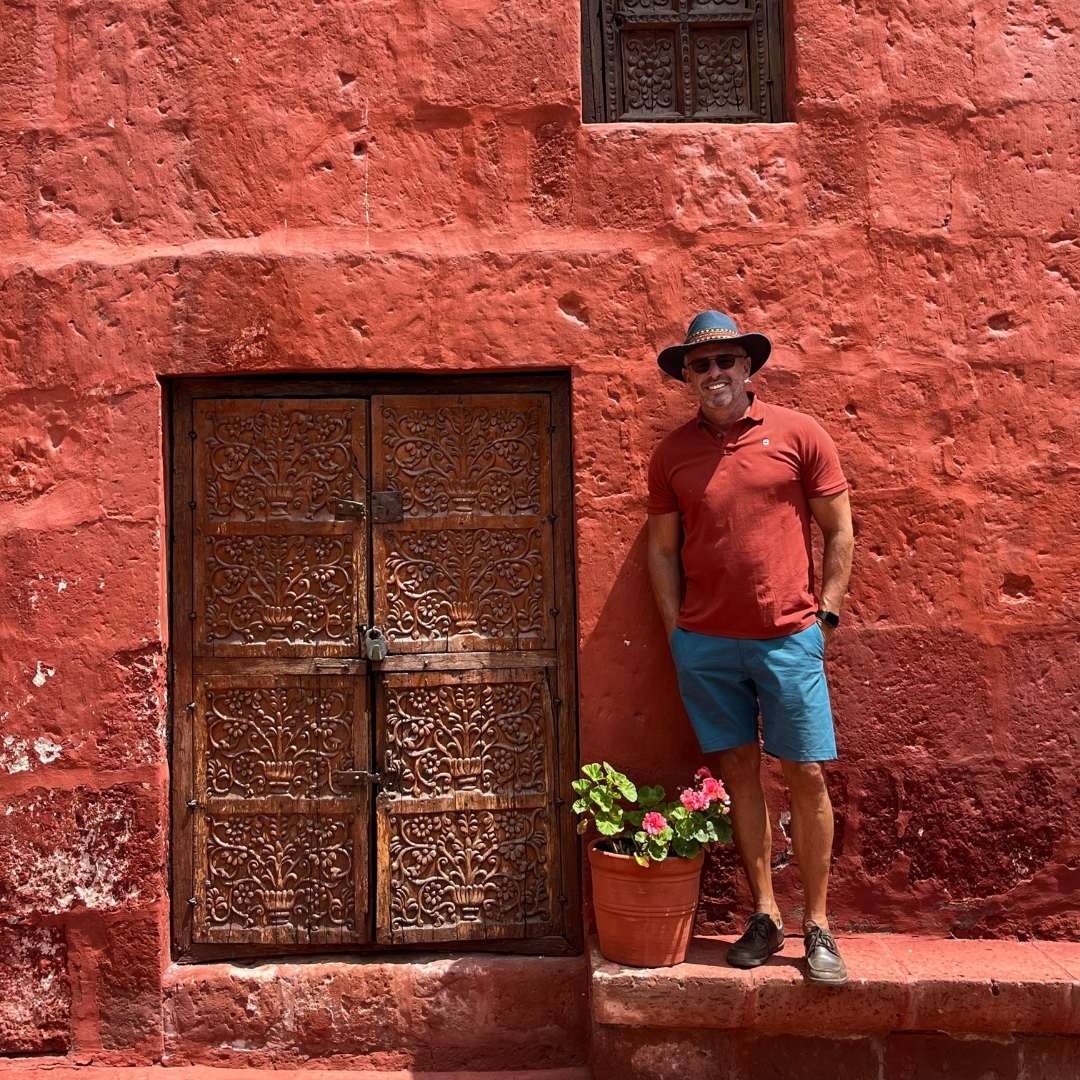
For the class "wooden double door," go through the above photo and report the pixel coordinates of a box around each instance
[169,377,578,959]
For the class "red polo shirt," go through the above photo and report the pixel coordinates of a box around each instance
[647,396,847,639]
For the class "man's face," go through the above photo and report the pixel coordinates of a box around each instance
[682,343,751,411]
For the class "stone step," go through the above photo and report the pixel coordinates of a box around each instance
[590,934,1080,1080]
[591,934,1080,1036]
[0,1068,592,1080]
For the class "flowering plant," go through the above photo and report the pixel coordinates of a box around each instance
[571,762,733,864]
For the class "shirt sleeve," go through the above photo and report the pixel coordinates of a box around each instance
[646,442,679,515]
[799,419,848,499]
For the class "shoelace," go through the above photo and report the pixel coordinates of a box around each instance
[744,913,776,942]
[805,925,838,955]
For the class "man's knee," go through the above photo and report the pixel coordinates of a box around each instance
[716,742,762,790]
[781,759,830,802]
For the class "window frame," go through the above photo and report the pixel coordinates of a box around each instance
[581,0,786,124]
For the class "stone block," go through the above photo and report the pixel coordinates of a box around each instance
[745,1034,882,1080]
[953,106,1080,240]
[0,923,70,1054]
[96,916,163,1053]
[414,0,578,108]
[1001,629,1080,759]
[591,1024,746,1080]
[825,627,996,760]
[409,955,589,1070]
[1018,1035,1080,1079]
[973,3,1080,109]
[889,937,1076,1035]
[868,124,963,233]
[790,0,886,109]
[0,522,163,658]
[883,1032,1019,1080]
[0,783,164,916]
[853,761,1068,903]
[163,954,588,1069]
[0,0,40,125]
[874,0,978,113]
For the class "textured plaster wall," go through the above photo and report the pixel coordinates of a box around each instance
[1,0,1078,1063]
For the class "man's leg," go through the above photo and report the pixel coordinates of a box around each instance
[716,742,781,926]
[779,759,833,930]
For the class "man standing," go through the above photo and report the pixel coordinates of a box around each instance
[647,310,854,985]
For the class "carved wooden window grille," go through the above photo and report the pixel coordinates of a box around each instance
[582,0,785,123]
[169,377,579,960]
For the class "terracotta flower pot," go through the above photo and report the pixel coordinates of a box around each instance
[588,838,704,967]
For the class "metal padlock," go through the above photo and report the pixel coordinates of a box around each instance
[364,626,388,661]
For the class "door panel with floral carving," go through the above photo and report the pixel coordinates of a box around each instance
[369,394,566,944]
[371,395,555,654]
[175,395,373,950]
[193,398,367,658]
[192,674,369,945]
[375,668,559,943]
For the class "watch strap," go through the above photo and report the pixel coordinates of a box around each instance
[816,609,840,628]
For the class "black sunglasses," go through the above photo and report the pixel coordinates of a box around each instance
[686,354,743,375]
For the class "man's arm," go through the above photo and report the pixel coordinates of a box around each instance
[808,490,854,626]
[647,511,682,638]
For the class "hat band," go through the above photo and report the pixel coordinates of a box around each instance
[686,328,740,343]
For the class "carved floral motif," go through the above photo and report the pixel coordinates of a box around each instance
[384,679,547,798]
[202,535,354,646]
[203,814,354,932]
[387,809,551,932]
[383,528,545,643]
[204,686,353,798]
[203,409,354,520]
[624,33,676,113]
[694,32,748,111]
[380,404,542,517]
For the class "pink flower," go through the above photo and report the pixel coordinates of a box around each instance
[642,811,668,836]
[680,788,709,811]
[701,777,727,803]
[694,766,713,780]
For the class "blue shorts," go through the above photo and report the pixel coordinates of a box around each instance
[670,622,837,762]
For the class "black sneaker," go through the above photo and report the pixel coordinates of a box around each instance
[803,923,848,985]
[726,912,785,969]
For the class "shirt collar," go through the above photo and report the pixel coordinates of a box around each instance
[696,394,766,435]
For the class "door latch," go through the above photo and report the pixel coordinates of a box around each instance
[364,626,389,661]
[332,498,367,519]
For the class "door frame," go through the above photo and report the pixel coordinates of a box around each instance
[166,372,581,962]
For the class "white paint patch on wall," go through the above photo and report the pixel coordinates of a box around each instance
[1,735,30,774]
[33,736,62,765]
[31,661,55,688]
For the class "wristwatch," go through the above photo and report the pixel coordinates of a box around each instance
[816,609,840,629]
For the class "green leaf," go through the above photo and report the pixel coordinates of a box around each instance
[582,763,603,782]
[669,805,689,823]
[612,774,637,802]
[646,837,670,861]
[571,798,589,815]
[594,805,625,836]
[636,785,666,807]
[571,778,591,795]
[673,836,701,859]
[589,787,614,812]
[624,809,645,828]
[633,830,648,846]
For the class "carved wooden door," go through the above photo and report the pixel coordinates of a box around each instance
[174,398,372,947]
[370,395,565,943]
[172,381,576,957]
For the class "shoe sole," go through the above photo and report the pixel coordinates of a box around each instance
[726,943,784,969]
[804,968,849,986]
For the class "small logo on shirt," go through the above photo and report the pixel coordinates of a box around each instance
[762,438,770,446]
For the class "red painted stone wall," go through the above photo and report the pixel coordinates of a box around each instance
[2,0,1078,1063]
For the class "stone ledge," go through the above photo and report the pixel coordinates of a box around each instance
[590,934,1080,1036]
[0,1069,591,1080]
